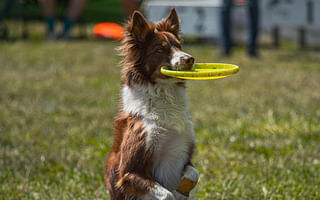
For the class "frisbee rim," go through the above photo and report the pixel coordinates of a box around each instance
[160,63,239,80]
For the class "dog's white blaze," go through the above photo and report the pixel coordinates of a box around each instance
[122,79,194,191]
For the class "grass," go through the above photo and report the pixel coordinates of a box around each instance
[0,40,319,199]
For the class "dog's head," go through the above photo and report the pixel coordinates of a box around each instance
[120,8,194,86]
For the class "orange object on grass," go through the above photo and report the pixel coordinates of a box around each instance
[234,0,246,3]
[93,22,124,40]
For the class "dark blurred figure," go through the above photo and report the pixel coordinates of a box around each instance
[0,0,13,39]
[0,0,14,22]
[220,0,259,57]
[38,0,88,39]
[119,0,141,19]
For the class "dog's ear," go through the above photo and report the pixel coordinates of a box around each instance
[166,8,180,35]
[156,8,180,38]
[128,11,153,42]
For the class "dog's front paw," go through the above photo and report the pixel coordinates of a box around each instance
[183,165,199,182]
[175,166,199,198]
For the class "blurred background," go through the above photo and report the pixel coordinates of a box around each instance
[0,0,319,199]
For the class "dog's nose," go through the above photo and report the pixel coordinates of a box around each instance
[185,56,194,65]
[181,55,194,65]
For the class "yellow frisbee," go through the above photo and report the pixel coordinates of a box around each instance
[161,63,239,80]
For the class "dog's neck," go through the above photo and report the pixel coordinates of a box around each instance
[122,79,191,132]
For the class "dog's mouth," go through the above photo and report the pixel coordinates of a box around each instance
[169,63,194,71]
[169,59,194,71]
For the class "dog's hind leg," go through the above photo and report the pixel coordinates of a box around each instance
[116,172,175,200]
[115,115,175,199]
[140,182,175,200]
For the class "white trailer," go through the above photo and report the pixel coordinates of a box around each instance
[143,0,320,46]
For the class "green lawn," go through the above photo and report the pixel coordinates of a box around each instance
[0,40,319,199]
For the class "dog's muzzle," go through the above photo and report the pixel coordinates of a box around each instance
[170,50,194,71]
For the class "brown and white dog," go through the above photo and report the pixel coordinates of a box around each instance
[105,8,198,200]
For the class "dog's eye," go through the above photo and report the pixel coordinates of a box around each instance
[156,48,164,53]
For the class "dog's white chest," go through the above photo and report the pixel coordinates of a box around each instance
[122,81,195,191]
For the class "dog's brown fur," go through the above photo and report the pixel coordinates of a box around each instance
[106,113,155,199]
[105,8,194,200]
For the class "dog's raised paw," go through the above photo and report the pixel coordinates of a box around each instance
[175,166,199,198]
